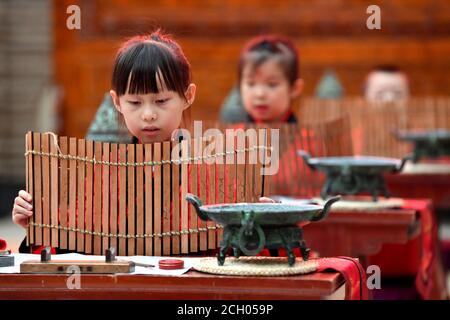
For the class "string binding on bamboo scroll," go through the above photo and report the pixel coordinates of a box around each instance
[24,130,274,256]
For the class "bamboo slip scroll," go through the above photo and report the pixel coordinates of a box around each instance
[24,130,275,256]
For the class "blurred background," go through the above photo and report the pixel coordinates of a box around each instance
[1,0,450,251]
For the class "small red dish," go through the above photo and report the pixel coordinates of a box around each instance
[158,259,184,270]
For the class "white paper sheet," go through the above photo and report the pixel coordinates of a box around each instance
[269,195,315,205]
[0,253,202,276]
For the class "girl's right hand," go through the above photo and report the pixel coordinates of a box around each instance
[259,197,281,203]
[12,190,33,229]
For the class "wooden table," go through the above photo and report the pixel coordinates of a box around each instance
[387,173,450,211]
[303,207,419,260]
[0,270,345,300]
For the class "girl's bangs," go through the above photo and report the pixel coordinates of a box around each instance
[128,46,175,94]
[118,44,185,97]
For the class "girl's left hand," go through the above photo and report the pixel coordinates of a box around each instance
[259,197,280,203]
[258,196,310,227]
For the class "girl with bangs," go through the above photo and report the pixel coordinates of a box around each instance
[12,30,197,253]
[110,31,196,144]
[220,35,303,124]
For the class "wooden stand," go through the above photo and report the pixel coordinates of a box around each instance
[20,247,135,274]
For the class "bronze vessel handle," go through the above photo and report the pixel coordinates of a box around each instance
[311,195,341,221]
[394,154,413,173]
[185,193,211,221]
[297,150,316,171]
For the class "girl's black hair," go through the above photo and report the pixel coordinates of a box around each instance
[238,35,300,85]
[112,30,191,100]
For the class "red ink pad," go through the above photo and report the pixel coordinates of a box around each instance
[158,259,184,270]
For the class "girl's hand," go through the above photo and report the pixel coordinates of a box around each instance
[259,197,280,203]
[259,196,310,227]
[12,190,33,229]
